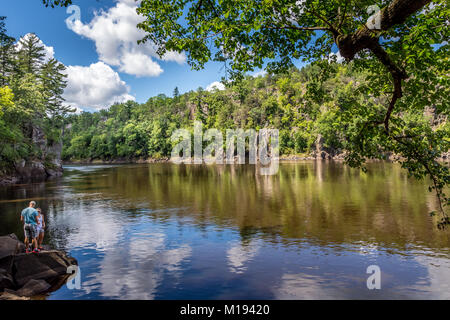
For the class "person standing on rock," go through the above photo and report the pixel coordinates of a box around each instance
[36,208,45,250]
[20,201,39,253]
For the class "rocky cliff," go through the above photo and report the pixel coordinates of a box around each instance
[0,125,63,185]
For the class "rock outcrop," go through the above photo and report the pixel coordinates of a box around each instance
[0,234,77,299]
[0,125,63,185]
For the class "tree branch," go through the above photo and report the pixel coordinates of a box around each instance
[265,25,330,31]
[337,0,432,61]
[367,41,407,133]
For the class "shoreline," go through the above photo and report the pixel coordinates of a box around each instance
[2,154,448,186]
[62,154,339,165]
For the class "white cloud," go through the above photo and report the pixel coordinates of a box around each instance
[17,33,135,111]
[67,0,186,77]
[63,62,135,110]
[206,81,225,92]
[119,51,163,77]
[328,51,345,63]
[43,45,55,62]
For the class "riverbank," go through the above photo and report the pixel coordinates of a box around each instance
[51,152,450,166]
[62,156,337,165]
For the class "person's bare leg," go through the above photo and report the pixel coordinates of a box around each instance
[24,237,29,250]
[39,232,44,248]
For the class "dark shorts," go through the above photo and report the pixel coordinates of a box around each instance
[24,224,37,239]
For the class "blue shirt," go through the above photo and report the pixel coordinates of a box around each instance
[21,207,38,225]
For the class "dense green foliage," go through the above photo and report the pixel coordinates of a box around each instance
[63,61,449,163]
[62,64,346,161]
[135,0,450,226]
[0,18,71,173]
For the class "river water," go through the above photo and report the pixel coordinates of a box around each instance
[0,162,449,299]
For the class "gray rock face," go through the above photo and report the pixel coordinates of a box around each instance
[14,160,47,179]
[0,234,77,299]
[0,124,64,185]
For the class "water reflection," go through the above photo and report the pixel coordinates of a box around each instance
[0,162,449,299]
[85,229,192,299]
[227,240,261,274]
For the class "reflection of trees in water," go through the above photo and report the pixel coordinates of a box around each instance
[1,162,448,253]
[0,180,63,242]
[58,162,450,252]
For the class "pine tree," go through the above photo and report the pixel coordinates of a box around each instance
[40,58,71,119]
[16,33,46,76]
[173,87,179,99]
[0,17,16,86]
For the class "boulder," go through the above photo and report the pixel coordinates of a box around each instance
[13,250,77,288]
[0,268,14,290]
[0,234,25,260]
[0,234,77,298]
[15,279,51,297]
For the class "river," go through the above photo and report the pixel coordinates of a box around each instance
[0,161,449,299]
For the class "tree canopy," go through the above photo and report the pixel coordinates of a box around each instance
[0,19,70,173]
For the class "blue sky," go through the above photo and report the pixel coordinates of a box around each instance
[2,0,233,111]
[1,0,306,111]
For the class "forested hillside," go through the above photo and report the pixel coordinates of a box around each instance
[0,17,71,182]
[62,61,449,163]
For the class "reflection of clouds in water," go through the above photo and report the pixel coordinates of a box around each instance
[85,232,192,299]
[394,255,450,299]
[49,200,192,299]
[227,240,260,274]
[48,204,123,251]
[274,273,344,299]
[274,254,450,299]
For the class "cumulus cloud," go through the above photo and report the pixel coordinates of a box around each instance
[63,62,135,110]
[206,81,225,92]
[17,33,135,111]
[67,0,186,77]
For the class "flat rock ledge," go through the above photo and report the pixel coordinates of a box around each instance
[0,234,77,300]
